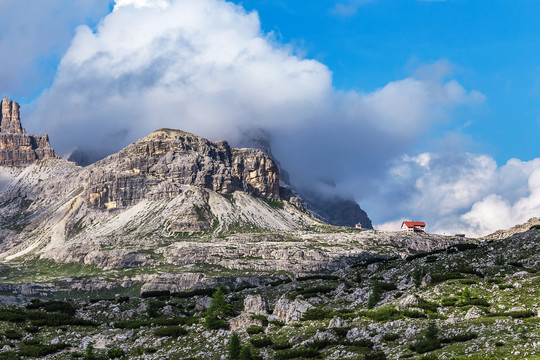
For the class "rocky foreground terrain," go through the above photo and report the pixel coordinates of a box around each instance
[0,221,538,359]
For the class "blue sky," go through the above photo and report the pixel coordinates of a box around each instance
[1,0,539,236]
[232,0,540,164]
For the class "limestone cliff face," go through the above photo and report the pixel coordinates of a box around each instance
[0,98,57,166]
[85,129,280,209]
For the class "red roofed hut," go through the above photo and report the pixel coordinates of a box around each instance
[401,221,426,233]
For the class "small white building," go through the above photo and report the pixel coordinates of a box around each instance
[355,223,362,229]
[401,221,426,233]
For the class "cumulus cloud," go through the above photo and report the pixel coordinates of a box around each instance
[371,153,540,237]
[24,0,494,231]
[0,0,111,98]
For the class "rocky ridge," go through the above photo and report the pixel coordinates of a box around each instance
[483,216,540,240]
[0,97,57,166]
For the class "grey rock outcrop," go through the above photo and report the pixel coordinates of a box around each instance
[243,294,269,315]
[229,313,264,331]
[0,98,57,166]
[272,295,313,324]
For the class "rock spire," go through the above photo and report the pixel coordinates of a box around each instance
[0,97,58,166]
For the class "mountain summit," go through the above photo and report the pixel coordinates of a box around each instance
[0,97,57,166]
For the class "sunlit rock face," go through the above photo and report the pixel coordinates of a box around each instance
[84,128,281,210]
[0,98,57,166]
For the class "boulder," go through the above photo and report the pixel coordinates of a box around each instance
[397,294,420,310]
[465,306,483,320]
[328,316,347,328]
[244,294,269,315]
[229,313,264,331]
[272,295,313,324]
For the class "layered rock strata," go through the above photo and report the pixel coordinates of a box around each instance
[0,98,57,166]
[85,128,280,209]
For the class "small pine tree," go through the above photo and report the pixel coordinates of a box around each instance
[228,333,242,360]
[239,346,253,360]
[461,286,472,302]
[204,287,234,330]
[424,320,439,341]
[367,281,383,309]
[84,342,96,360]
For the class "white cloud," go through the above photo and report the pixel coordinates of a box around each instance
[114,0,168,9]
[371,153,540,237]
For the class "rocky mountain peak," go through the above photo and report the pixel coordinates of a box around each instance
[0,97,57,166]
[0,97,24,134]
[83,128,280,209]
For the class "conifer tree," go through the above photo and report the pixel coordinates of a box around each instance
[228,333,241,360]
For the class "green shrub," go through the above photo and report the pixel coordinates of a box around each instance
[402,309,427,318]
[417,298,439,313]
[441,332,477,343]
[425,255,438,263]
[409,339,441,354]
[265,199,284,209]
[84,342,97,360]
[239,345,254,360]
[269,278,292,286]
[365,351,388,360]
[333,326,351,337]
[424,320,439,341]
[296,274,339,281]
[507,261,524,268]
[172,288,216,298]
[18,343,68,357]
[26,300,76,316]
[0,309,27,322]
[4,329,23,340]
[107,348,125,358]
[0,351,17,360]
[413,268,426,287]
[24,325,40,333]
[302,308,331,321]
[441,297,458,306]
[295,285,336,298]
[367,282,383,309]
[507,310,535,318]
[275,347,320,359]
[250,337,273,348]
[250,314,268,326]
[246,326,265,335]
[141,290,170,298]
[449,243,478,252]
[153,326,188,337]
[343,338,374,348]
[383,333,400,341]
[494,254,505,266]
[268,319,284,327]
[430,272,463,283]
[146,299,163,318]
[361,307,426,321]
[204,316,228,330]
[271,341,291,350]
